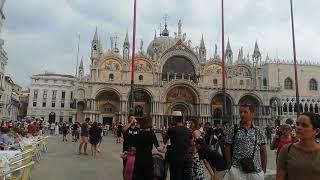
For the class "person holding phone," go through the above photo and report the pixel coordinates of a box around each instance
[270,123,295,160]
[122,115,140,178]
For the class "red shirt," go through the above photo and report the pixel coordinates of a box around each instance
[276,137,295,159]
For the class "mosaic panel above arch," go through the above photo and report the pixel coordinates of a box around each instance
[134,59,153,72]
[166,86,197,104]
[232,65,251,77]
[204,64,222,75]
[100,59,122,71]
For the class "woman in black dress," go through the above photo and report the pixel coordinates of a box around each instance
[89,122,102,158]
[132,117,166,180]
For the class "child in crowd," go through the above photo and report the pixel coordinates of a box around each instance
[121,147,136,180]
[195,138,227,180]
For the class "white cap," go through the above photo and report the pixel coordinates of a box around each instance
[172,111,182,116]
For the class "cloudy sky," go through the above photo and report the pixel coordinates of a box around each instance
[3,0,320,88]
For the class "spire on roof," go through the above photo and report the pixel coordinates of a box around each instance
[93,26,98,42]
[200,34,205,49]
[253,41,261,55]
[79,56,83,69]
[226,38,232,53]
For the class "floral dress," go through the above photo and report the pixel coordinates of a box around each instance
[191,152,205,180]
[191,135,205,180]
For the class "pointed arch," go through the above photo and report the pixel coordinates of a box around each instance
[310,104,314,112]
[309,78,318,91]
[289,103,293,112]
[283,103,287,112]
[284,77,293,89]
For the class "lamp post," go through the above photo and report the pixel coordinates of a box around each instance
[289,0,300,117]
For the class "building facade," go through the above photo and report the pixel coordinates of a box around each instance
[0,76,20,121]
[74,21,286,128]
[0,0,8,120]
[27,20,320,127]
[26,73,76,123]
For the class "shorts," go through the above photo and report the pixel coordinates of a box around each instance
[80,136,89,143]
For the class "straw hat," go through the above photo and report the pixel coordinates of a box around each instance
[171,111,182,116]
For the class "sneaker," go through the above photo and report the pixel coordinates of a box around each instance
[84,152,88,155]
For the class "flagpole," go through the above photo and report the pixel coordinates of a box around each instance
[130,0,137,115]
[221,0,227,124]
[75,34,80,77]
[290,0,300,117]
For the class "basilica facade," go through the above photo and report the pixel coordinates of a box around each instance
[74,20,319,128]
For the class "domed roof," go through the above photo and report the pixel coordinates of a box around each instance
[147,36,175,57]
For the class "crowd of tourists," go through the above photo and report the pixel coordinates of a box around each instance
[47,103,320,179]
[116,104,320,180]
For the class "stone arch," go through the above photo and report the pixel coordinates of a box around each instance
[238,93,263,106]
[164,84,199,116]
[128,88,153,118]
[95,90,121,114]
[159,49,200,75]
[95,87,122,101]
[167,102,192,117]
[238,93,263,114]
[126,87,154,102]
[210,92,234,119]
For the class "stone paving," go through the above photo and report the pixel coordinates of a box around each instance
[31,133,276,180]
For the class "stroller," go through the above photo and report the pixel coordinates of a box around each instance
[152,153,165,180]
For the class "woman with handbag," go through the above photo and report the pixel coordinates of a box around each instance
[276,112,320,180]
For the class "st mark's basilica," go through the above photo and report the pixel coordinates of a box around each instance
[74,19,320,128]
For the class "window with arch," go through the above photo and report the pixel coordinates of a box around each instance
[139,75,143,81]
[284,77,293,89]
[263,78,267,87]
[283,103,288,112]
[289,103,293,112]
[109,73,114,81]
[213,79,218,86]
[310,104,314,112]
[309,79,318,91]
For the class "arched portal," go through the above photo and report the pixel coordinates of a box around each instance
[211,93,233,123]
[238,94,261,115]
[128,89,152,118]
[96,90,121,126]
[166,85,198,117]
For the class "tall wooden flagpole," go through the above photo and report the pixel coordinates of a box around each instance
[221,0,227,123]
[290,0,300,117]
[130,0,137,114]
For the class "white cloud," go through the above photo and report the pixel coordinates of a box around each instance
[2,0,320,87]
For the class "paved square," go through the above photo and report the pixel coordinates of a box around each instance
[31,134,276,180]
